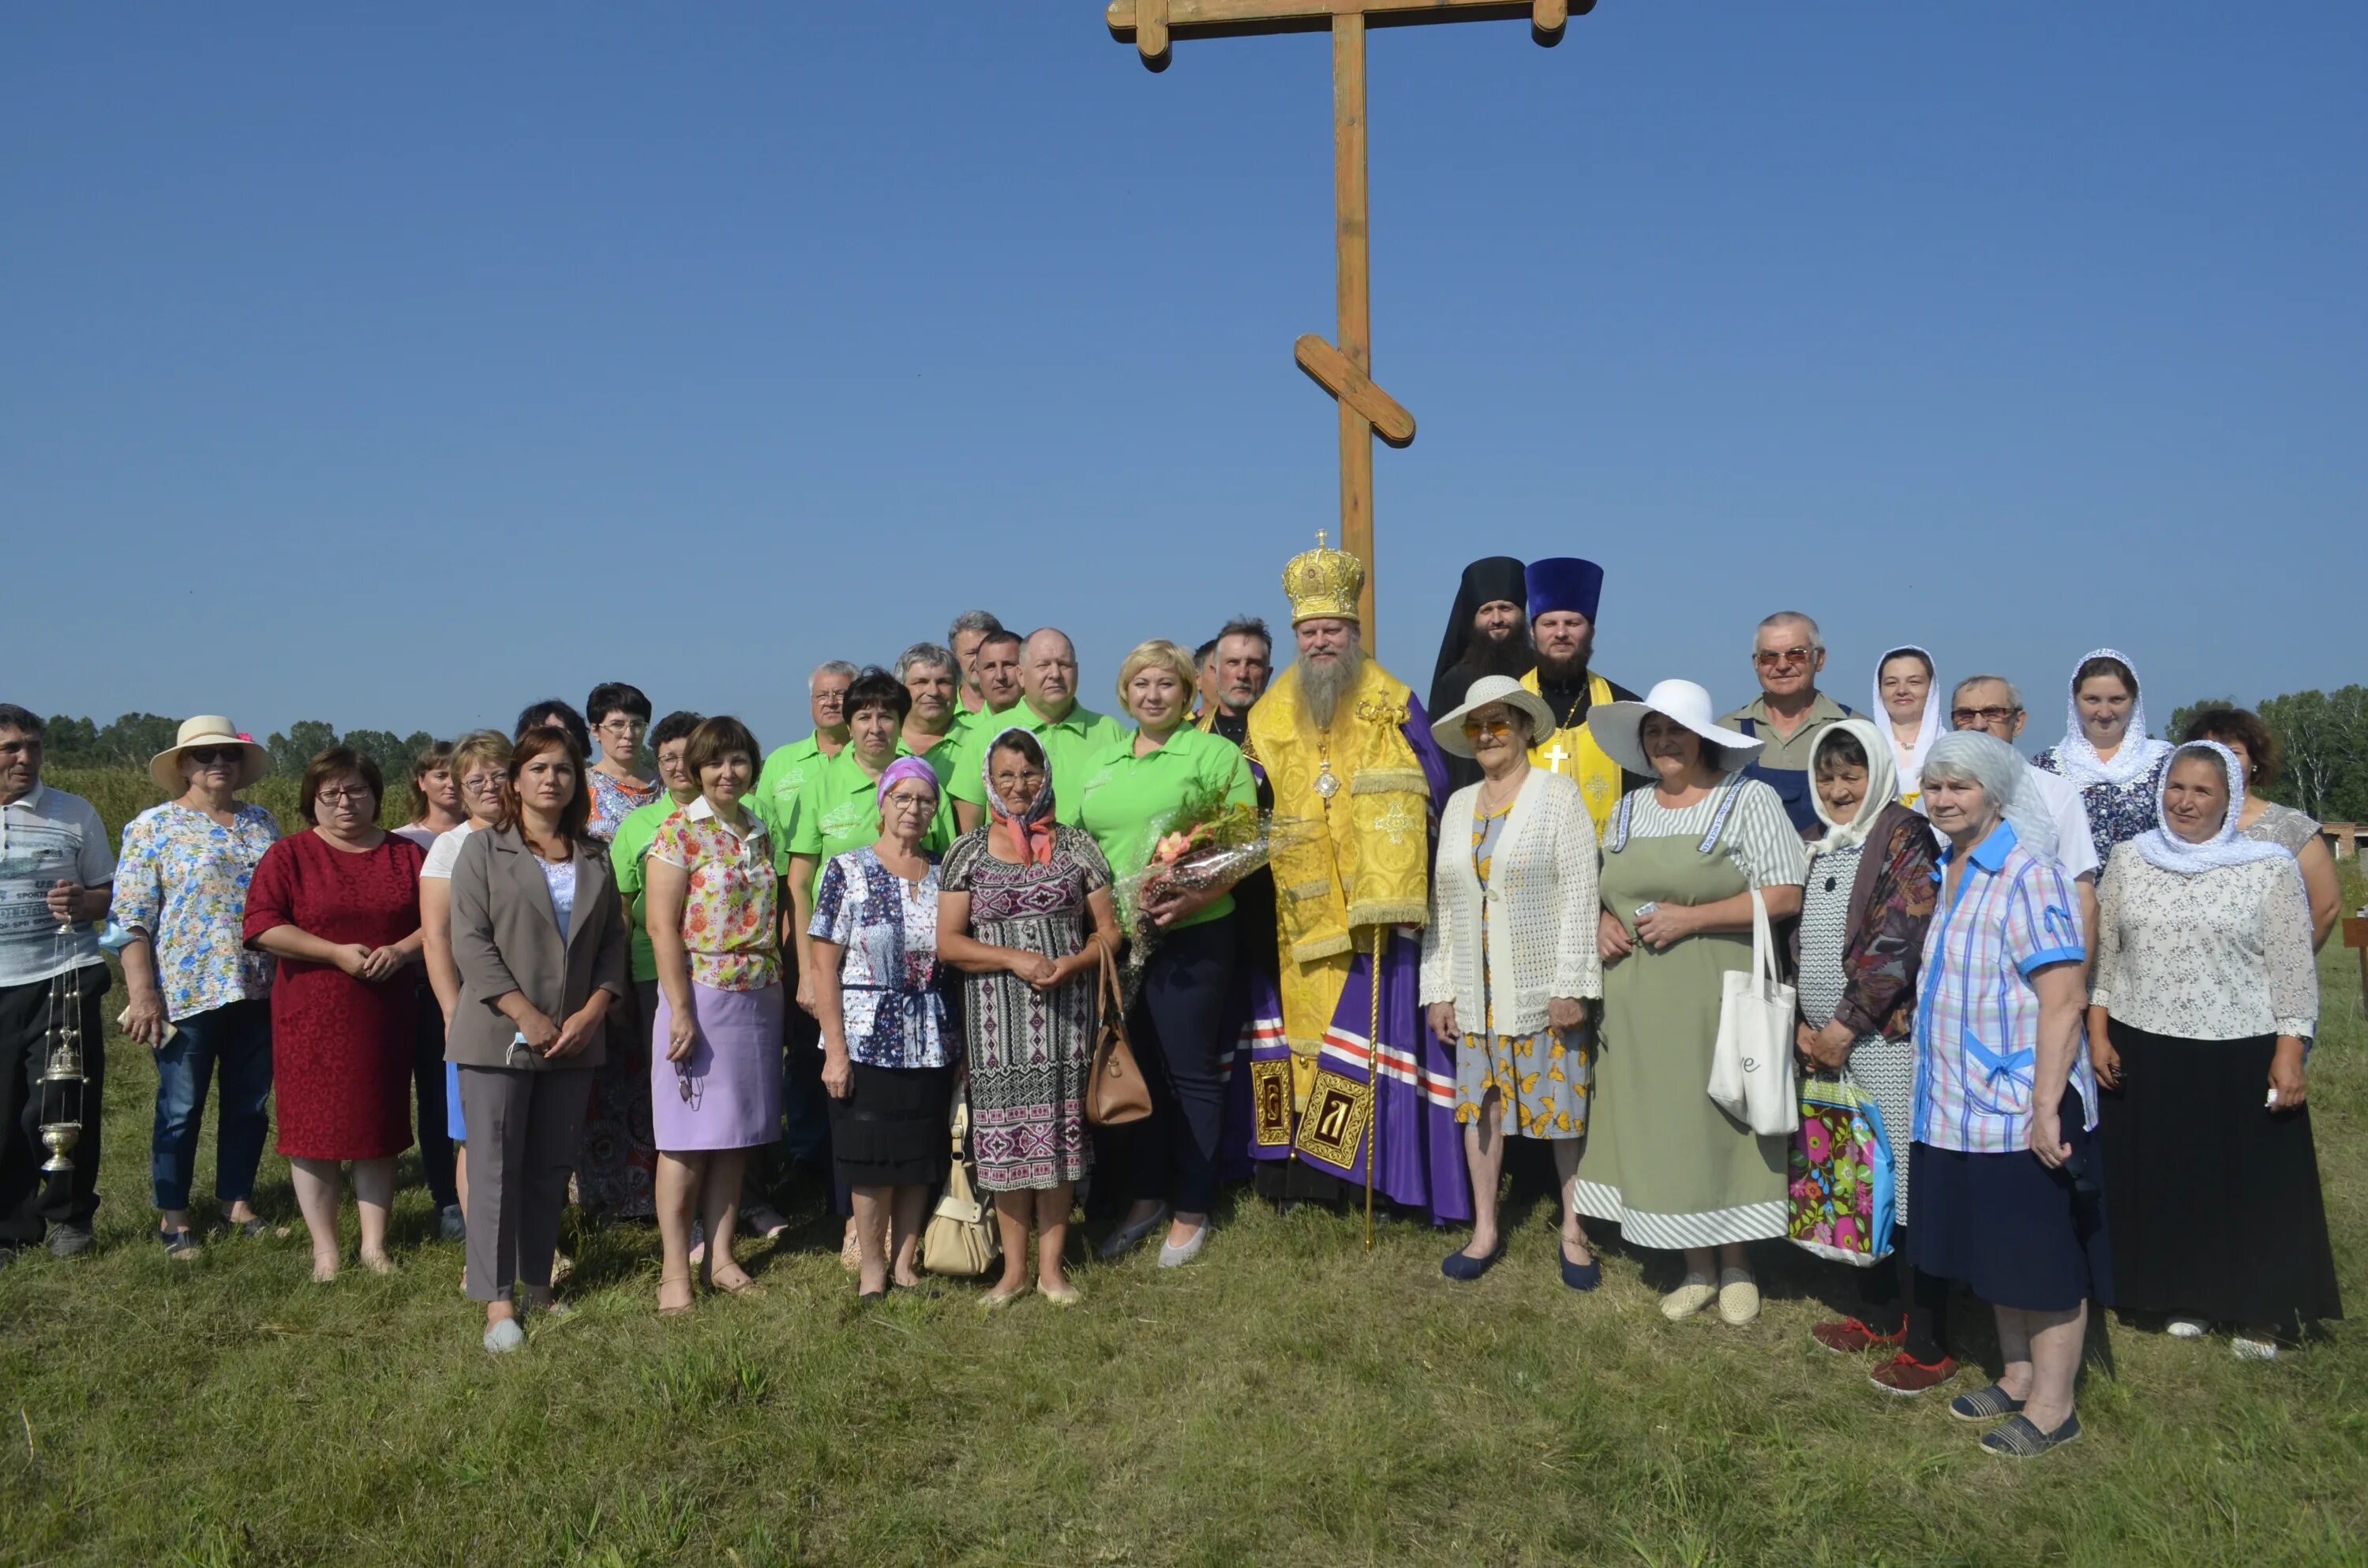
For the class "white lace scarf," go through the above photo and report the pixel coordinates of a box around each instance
[2133,741,2297,881]
[2051,646,2174,789]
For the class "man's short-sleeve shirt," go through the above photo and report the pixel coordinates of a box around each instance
[1913,821,2094,1154]
[0,784,116,985]
[947,701,1127,825]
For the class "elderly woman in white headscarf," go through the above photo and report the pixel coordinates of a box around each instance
[2090,739,2335,1360]
[1870,646,1942,810]
[2033,648,2175,865]
[1909,732,2105,1459]
[1786,720,1953,1391]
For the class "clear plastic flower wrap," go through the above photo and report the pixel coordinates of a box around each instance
[1111,779,1312,997]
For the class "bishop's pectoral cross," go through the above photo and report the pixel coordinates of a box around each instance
[1541,741,1570,775]
[1107,0,1591,646]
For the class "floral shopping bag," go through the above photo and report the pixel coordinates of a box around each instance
[1785,1072,1895,1267]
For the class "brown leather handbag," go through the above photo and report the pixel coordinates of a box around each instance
[1085,941,1154,1126]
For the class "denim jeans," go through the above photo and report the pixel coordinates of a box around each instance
[151,998,273,1212]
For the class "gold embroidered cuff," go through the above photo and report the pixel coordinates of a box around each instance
[1291,933,1354,964]
[1348,769,1429,797]
[1347,900,1429,930]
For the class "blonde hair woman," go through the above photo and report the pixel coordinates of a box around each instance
[1073,639,1256,1267]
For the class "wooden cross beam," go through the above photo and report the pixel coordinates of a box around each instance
[1108,0,1591,642]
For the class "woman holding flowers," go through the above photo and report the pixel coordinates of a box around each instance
[1075,641,1255,1268]
[939,728,1119,1304]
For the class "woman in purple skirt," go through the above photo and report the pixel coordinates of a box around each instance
[644,716,785,1317]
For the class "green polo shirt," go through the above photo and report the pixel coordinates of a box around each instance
[612,791,789,981]
[787,745,956,895]
[1073,725,1257,930]
[904,728,968,793]
[943,698,1022,756]
[948,700,1127,826]
[755,734,841,846]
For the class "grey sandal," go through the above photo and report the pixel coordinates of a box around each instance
[1980,1413,2081,1459]
[1949,1383,2027,1423]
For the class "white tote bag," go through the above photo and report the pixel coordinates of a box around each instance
[1708,887,1800,1137]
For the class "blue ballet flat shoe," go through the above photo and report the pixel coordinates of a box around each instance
[1559,1250,1602,1291]
[1441,1244,1504,1282]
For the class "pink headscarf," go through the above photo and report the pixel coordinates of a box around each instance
[875,755,941,825]
[982,725,1058,866]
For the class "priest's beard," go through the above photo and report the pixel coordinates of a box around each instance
[1299,642,1365,732]
[1534,646,1594,688]
[1465,627,1534,680]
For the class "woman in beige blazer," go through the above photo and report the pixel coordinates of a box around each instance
[1420,675,1604,1290]
[446,728,627,1354]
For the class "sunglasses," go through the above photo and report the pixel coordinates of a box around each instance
[1753,647,1815,668]
[1460,718,1517,739]
[185,747,245,765]
[1950,706,2020,728]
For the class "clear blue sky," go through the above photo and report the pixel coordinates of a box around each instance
[6,5,2361,750]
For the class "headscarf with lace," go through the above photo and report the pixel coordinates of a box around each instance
[2133,740,2295,881]
[2052,646,2174,789]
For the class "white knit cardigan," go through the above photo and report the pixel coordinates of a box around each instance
[1420,768,1602,1037]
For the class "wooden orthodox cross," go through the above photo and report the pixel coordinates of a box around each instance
[1107,0,1592,644]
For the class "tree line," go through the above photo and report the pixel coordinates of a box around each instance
[2168,685,2368,825]
[39,713,437,783]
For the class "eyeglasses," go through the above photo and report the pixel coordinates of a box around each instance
[317,786,375,804]
[461,772,507,793]
[1460,718,1517,739]
[1950,706,2020,728]
[185,747,244,765]
[990,770,1046,790]
[597,719,646,737]
[1753,647,1815,669]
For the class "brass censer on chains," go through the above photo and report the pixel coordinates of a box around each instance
[39,919,89,1176]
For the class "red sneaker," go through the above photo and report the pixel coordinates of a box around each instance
[1869,1352,1960,1396]
[1810,1317,1905,1355]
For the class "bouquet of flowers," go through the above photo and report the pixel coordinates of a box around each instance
[1111,778,1310,997]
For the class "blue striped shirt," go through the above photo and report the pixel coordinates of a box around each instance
[1913,822,2093,1154]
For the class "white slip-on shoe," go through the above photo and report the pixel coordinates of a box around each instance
[1157,1225,1208,1269]
[1717,1268,1761,1326]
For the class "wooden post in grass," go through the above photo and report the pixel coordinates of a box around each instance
[2343,916,2368,1021]
[1107,0,1592,649]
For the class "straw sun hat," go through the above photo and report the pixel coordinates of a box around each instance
[148,716,272,793]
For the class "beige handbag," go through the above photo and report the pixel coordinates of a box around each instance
[1085,941,1155,1126]
[922,1098,1001,1278]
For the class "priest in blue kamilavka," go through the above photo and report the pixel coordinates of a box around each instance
[1238,534,1471,1225]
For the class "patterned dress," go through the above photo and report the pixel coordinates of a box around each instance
[1454,799,1591,1139]
[939,825,1109,1191]
[1796,842,1912,1222]
[586,770,661,844]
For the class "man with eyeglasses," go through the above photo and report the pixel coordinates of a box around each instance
[1946,675,2100,944]
[1720,611,1854,833]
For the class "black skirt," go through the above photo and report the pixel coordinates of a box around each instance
[1909,1090,2113,1313]
[828,1062,953,1189]
[2099,1022,2344,1333]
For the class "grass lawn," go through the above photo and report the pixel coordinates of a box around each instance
[5,888,2364,1566]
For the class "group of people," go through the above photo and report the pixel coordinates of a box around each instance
[0,538,2344,1458]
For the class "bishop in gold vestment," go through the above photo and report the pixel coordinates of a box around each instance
[1238,536,1471,1224]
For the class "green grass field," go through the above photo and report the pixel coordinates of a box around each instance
[3,870,2362,1567]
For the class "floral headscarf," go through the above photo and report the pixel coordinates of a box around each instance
[981,725,1057,866]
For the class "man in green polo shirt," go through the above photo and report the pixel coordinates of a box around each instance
[950,627,1125,832]
[943,625,1027,755]
[944,608,1006,741]
[754,660,856,845]
[896,640,968,788]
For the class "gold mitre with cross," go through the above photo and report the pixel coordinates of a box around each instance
[1282,530,1366,624]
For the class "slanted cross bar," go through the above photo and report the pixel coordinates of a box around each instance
[1108,0,1590,643]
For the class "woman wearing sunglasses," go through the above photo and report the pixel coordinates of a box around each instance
[1421,677,1604,1288]
[113,717,281,1258]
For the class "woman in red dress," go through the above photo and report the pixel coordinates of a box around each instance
[244,748,426,1280]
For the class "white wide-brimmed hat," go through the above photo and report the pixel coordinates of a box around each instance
[149,716,272,793]
[1430,675,1559,760]
[1589,679,1764,777]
